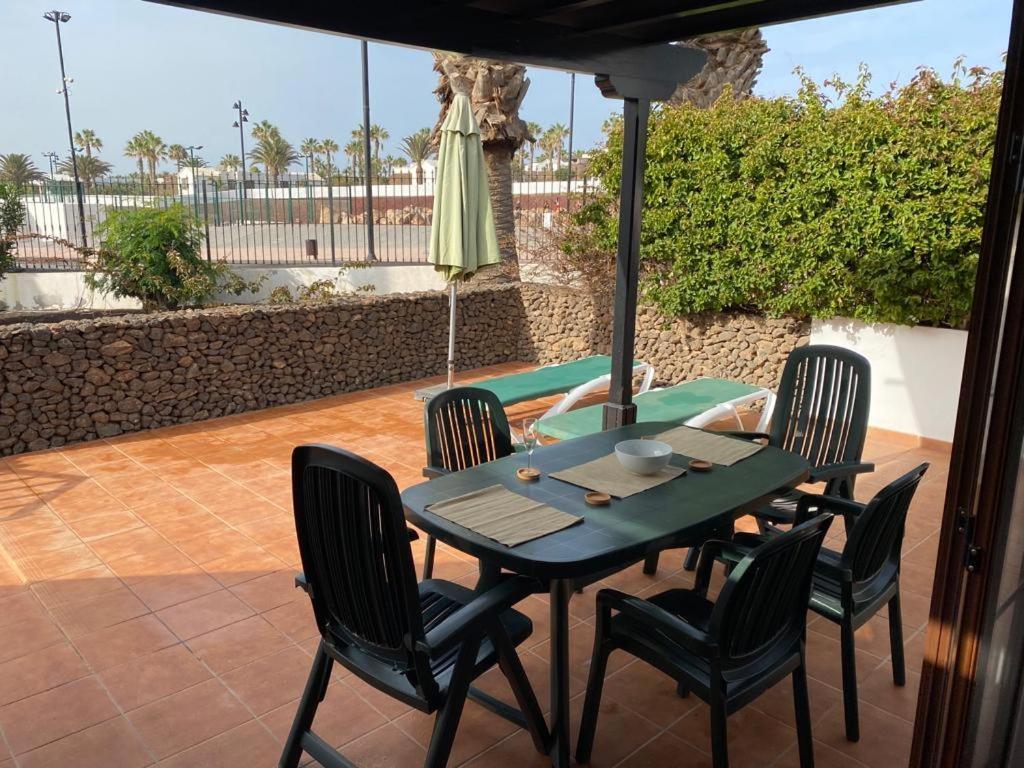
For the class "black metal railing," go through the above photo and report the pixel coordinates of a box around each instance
[11,170,595,271]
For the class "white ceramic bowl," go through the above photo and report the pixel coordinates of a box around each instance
[614,439,673,476]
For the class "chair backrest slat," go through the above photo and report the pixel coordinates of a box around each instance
[711,514,833,674]
[771,346,871,472]
[844,463,929,593]
[426,387,514,472]
[292,445,427,671]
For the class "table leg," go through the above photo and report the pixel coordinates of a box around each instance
[549,579,572,768]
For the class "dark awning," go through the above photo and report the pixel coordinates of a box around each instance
[150,1,913,89]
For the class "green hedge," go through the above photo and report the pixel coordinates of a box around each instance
[579,62,1002,328]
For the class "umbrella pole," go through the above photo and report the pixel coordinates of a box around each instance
[447,281,457,389]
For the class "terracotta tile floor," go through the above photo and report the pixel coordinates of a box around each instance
[0,362,950,767]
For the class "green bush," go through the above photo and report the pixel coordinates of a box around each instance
[86,204,262,311]
[0,182,25,279]
[572,62,1002,328]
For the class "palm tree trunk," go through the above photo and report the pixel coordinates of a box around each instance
[479,144,520,282]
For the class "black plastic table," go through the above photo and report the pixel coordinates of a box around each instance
[402,422,810,767]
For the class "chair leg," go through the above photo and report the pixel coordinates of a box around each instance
[710,695,729,768]
[423,535,436,580]
[683,546,700,572]
[425,638,480,768]
[676,680,690,698]
[280,641,334,768]
[840,617,860,742]
[888,592,906,686]
[792,657,815,768]
[643,552,659,574]
[575,638,612,764]
[491,626,550,755]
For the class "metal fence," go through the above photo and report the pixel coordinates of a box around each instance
[12,171,595,271]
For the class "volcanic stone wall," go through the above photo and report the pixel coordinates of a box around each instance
[517,283,809,389]
[0,283,808,455]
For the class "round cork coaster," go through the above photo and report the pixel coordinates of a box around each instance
[688,459,713,472]
[585,491,612,506]
[516,467,541,482]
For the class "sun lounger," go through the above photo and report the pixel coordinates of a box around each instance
[536,377,774,441]
[413,355,655,420]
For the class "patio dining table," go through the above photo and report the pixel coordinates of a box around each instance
[401,421,810,767]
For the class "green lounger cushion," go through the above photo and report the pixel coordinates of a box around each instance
[415,355,644,406]
[537,378,763,441]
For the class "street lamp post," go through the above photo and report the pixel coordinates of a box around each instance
[361,40,377,261]
[232,100,249,206]
[567,72,576,202]
[42,151,59,179]
[44,10,88,248]
[186,144,203,213]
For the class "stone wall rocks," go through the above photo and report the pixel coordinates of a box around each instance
[0,282,808,455]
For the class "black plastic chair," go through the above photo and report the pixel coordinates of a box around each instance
[281,445,549,768]
[747,344,874,524]
[647,344,874,575]
[421,387,515,579]
[577,514,834,768]
[727,463,929,742]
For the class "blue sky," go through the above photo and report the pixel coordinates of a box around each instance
[0,0,1013,174]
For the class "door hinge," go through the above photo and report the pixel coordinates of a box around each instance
[957,506,983,574]
[1010,132,1024,194]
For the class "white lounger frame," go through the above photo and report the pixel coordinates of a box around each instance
[538,361,656,420]
[681,384,777,433]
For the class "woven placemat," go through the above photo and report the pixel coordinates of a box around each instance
[428,485,582,547]
[653,426,764,466]
[550,453,686,499]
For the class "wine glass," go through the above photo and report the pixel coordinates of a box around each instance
[523,418,539,471]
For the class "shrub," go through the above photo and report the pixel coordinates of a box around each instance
[0,182,25,279]
[567,61,1002,328]
[86,204,263,311]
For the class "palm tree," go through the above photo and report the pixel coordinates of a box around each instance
[218,154,241,172]
[344,137,363,177]
[299,138,319,175]
[542,124,568,172]
[319,139,339,180]
[0,154,44,188]
[250,133,299,184]
[73,129,102,160]
[251,120,280,144]
[381,155,401,178]
[57,154,111,191]
[670,28,769,107]
[124,135,147,184]
[400,128,434,185]
[525,121,542,174]
[128,130,166,186]
[432,52,531,280]
[369,124,389,166]
[167,144,188,171]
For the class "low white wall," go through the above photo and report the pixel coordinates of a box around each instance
[0,271,140,311]
[0,264,447,312]
[220,264,446,302]
[811,317,968,443]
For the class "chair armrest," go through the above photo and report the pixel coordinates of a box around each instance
[597,588,716,655]
[295,572,309,594]
[695,539,750,594]
[418,575,540,656]
[719,430,771,443]
[795,494,866,534]
[422,465,451,480]
[808,461,875,484]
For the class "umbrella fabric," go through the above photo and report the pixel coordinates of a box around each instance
[428,92,500,281]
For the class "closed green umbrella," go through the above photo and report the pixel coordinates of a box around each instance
[429,91,500,388]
